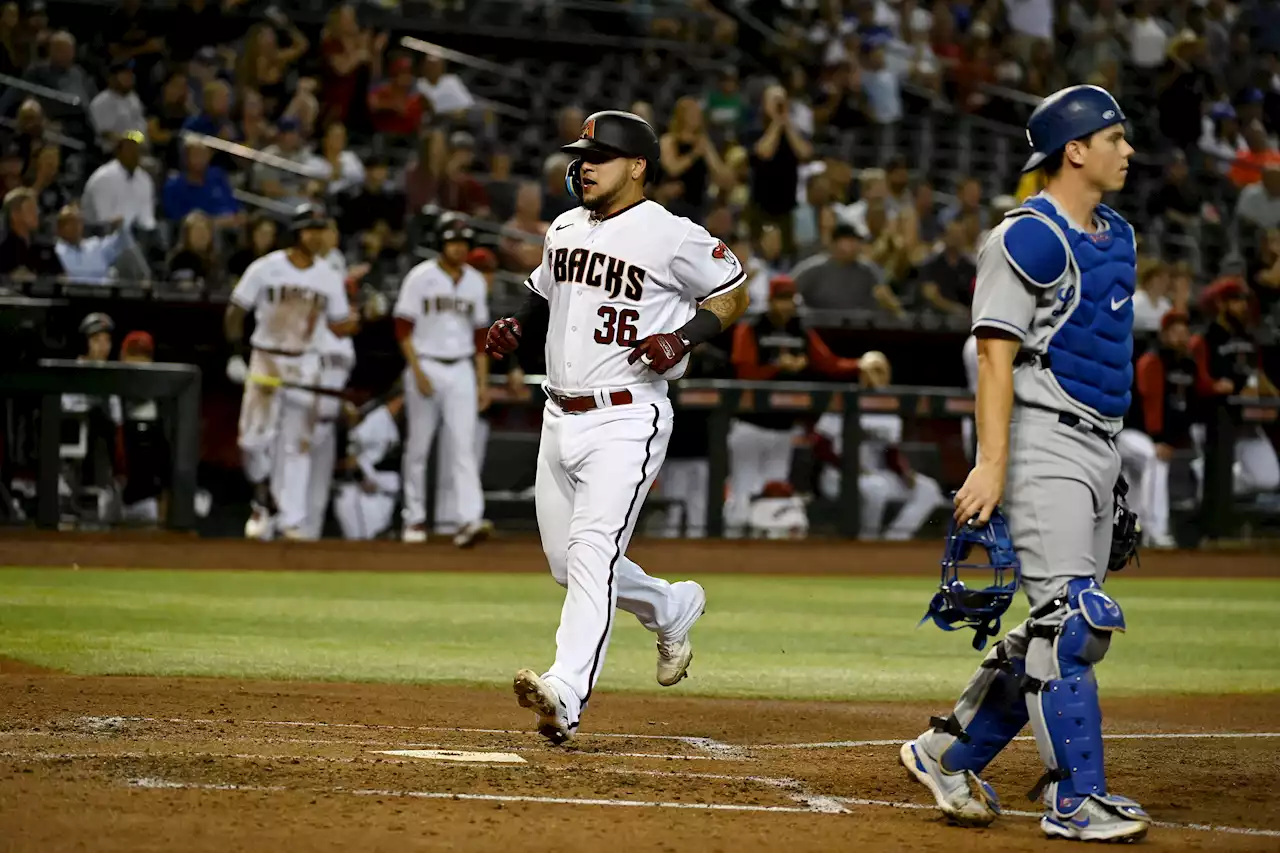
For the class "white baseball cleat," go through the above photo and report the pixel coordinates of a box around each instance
[244,505,274,540]
[453,519,494,548]
[1040,793,1149,843]
[402,524,427,544]
[512,669,573,745]
[899,739,1001,827]
[656,581,706,687]
[280,527,308,541]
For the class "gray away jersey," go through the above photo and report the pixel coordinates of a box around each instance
[969,193,1132,435]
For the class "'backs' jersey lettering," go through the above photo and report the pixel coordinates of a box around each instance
[394,259,491,360]
[524,200,746,392]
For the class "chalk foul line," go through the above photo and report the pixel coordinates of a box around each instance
[118,776,1280,836]
[756,732,1280,750]
[125,778,814,814]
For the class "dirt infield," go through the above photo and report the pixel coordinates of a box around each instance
[2,535,1279,851]
[1,674,1278,852]
[2,530,1279,576]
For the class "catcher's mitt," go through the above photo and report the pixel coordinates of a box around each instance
[1108,474,1141,572]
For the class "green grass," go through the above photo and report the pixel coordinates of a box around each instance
[0,568,1277,700]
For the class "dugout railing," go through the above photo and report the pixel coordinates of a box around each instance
[0,360,202,531]
[480,376,1280,542]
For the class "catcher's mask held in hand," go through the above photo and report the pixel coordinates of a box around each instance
[922,505,1021,651]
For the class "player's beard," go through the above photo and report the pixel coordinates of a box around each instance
[582,177,624,214]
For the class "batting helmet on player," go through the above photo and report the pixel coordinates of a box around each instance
[561,110,661,198]
[921,509,1021,651]
[79,312,115,337]
[289,204,330,233]
[1021,85,1126,173]
[438,217,475,246]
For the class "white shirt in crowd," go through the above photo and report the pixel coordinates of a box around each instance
[394,259,491,361]
[88,89,145,152]
[417,73,476,114]
[314,150,366,196]
[81,159,156,230]
[1128,15,1171,69]
[55,230,132,285]
[1132,289,1173,334]
[230,249,350,354]
[1003,0,1055,40]
[525,200,746,393]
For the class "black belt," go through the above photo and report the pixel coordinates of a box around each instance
[423,355,467,365]
[1057,411,1113,442]
[255,346,307,357]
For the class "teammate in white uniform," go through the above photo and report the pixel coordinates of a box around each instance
[814,351,946,539]
[224,206,358,539]
[334,396,404,540]
[394,219,492,547]
[485,110,750,744]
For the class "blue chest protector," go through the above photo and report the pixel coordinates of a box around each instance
[1005,196,1136,419]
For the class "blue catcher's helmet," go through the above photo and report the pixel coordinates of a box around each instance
[1022,84,1126,173]
[921,508,1021,651]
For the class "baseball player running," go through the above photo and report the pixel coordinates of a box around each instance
[485,110,748,744]
[225,206,359,539]
[394,219,492,547]
[900,86,1151,842]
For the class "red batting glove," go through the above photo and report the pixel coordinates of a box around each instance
[485,318,522,359]
[627,333,687,373]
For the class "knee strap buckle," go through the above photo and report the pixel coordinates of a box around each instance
[979,641,1017,674]
[929,713,971,744]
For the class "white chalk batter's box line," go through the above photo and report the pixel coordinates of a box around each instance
[52,716,1280,755]
[55,716,751,760]
[114,773,1280,839]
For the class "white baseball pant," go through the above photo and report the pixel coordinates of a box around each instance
[654,458,709,537]
[298,420,338,540]
[237,350,314,486]
[334,472,401,539]
[726,419,795,534]
[1190,424,1280,497]
[535,397,701,727]
[402,358,484,529]
[434,418,491,532]
[1114,429,1171,544]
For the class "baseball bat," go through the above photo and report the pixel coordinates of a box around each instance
[248,373,353,399]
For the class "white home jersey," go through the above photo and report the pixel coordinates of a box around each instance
[231,250,350,354]
[815,411,903,472]
[524,200,745,392]
[394,259,491,361]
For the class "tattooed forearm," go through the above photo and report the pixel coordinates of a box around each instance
[676,285,749,347]
[702,285,749,330]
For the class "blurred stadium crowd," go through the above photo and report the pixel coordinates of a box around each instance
[1,0,1278,542]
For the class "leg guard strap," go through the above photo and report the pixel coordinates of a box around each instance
[939,642,1030,775]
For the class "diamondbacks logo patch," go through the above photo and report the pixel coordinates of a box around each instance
[712,240,738,266]
[581,119,596,140]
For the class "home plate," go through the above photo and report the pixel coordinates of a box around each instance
[375,749,526,764]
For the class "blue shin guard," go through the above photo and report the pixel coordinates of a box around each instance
[938,644,1030,775]
[1026,579,1126,811]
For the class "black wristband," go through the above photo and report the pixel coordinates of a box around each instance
[674,308,723,349]
[513,288,550,328]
